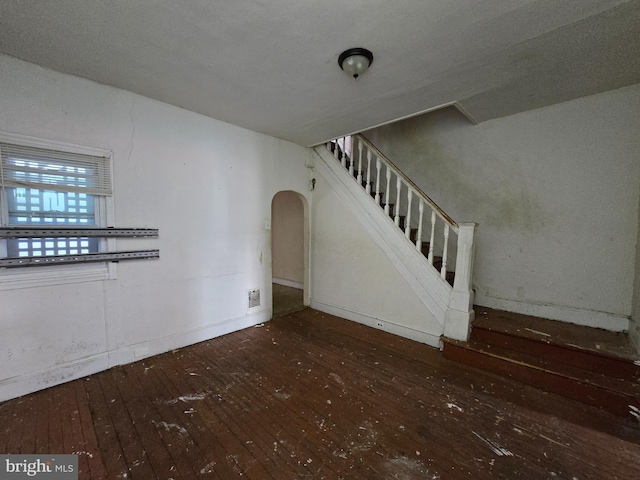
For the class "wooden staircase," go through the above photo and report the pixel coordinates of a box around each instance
[336,148,455,286]
[321,134,477,341]
[442,307,640,420]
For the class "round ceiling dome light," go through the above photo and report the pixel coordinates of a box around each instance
[338,48,374,79]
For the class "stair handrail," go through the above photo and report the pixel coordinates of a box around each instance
[355,134,458,231]
[320,133,478,341]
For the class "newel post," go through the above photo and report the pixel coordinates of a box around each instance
[444,223,477,341]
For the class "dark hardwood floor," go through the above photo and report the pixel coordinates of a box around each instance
[1,308,639,479]
[272,283,304,317]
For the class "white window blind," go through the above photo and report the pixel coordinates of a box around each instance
[0,142,112,196]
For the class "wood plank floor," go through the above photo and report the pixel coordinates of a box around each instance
[1,308,640,479]
[272,283,304,317]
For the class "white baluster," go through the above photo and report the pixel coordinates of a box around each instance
[384,168,391,215]
[394,177,401,227]
[416,199,424,251]
[404,189,413,238]
[365,150,372,195]
[428,210,436,265]
[374,157,382,205]
[348,137,354,176]
[340,137,347,168]
[356,139,363,186]
[441,224,450,280]
[333,139,340,160]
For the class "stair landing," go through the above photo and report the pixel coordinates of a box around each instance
[474,307,638,361]
[442,307,640,420]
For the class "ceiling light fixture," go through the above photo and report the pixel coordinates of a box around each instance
[338,48,374,79]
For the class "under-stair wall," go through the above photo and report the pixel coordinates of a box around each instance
[309,140,476,345]
[310,151,443,347]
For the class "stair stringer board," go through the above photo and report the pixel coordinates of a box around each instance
[312,146,452,341]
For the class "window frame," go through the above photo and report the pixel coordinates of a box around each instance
[0,132,117,290]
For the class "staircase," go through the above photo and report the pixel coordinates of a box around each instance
[318,134,640,424]
[442,307,640,421]
[329,140,456,286]
[315,134,477,341]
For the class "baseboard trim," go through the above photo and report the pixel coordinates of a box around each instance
[273,277,304,289]
[107,310,271,367]
[474,293,630,332]
[0,353,109,403]
[311,299,441,348]
[0,310,271,403]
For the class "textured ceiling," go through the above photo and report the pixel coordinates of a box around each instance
[0,0,639,146]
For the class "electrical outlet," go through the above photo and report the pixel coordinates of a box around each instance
[376,321,384,329]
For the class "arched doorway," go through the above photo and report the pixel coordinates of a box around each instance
[271,190,309,317]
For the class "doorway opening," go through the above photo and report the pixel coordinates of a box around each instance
[271,190,309,317]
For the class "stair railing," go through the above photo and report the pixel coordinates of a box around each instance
[323,133,477,340]
[327,134,463,278]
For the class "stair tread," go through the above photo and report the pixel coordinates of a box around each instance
[438,348,640,442]
[442,338,639,418]
[473,307,639,363]
[445,337,640,398]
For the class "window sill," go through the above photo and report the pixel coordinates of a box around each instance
[0,262,117,291]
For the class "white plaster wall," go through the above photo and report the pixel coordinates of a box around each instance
[272,191,304,285]
[310,170,443,346]
[366,84,640,331]
[0,54,310,401]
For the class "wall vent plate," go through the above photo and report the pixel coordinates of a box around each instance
[248,289,261,309]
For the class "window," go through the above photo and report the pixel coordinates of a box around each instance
[6,187,100,257]
[0,133,115,288]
